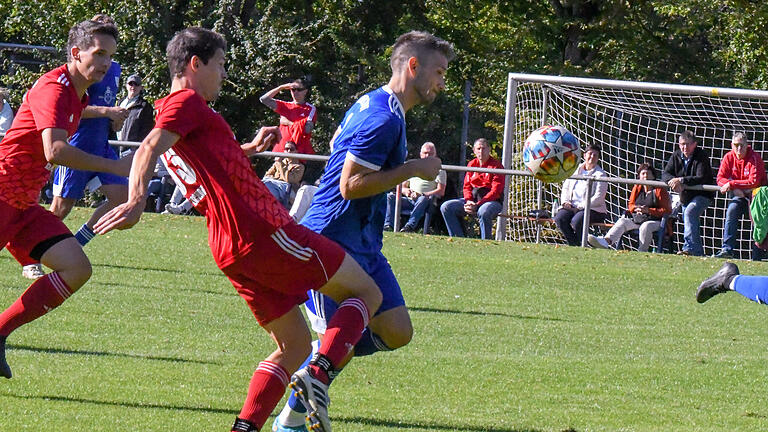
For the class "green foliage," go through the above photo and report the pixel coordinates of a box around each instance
[3,208,768,430]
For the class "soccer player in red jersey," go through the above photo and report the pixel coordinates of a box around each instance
[260,78,317,155]
[0,20,131,379]
[94,27,381,432]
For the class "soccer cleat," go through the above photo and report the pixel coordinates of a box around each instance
[0,336,12,379]
[272,417,309,432]
[713,249,734,259]
[587,234,611,249]
[21,263,45,280]
[696,262,739,304]
[289,367,331,432]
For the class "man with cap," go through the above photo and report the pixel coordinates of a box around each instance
[118,74,154,143]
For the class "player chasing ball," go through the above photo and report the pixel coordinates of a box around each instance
[272,31,455,432]
[94,27,383,432]
[0,19,131,379]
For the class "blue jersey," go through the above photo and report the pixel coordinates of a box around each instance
[301,85,407,258]
[69,61,121,153]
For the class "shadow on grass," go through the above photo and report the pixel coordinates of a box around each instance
[93,262,223,278]
[94,280,234,297]
[9,344,220,365]
[0,394,560,432]
[410,306,569,322]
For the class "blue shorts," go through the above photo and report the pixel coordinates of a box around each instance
[305,250,403,334]
[52,145,127,199]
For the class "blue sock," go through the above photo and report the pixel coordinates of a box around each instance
[74,224,95,246]
[733,275,768,305]
[354,328,392,357]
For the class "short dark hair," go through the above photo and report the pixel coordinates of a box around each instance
[679,130,697,143]
[66,19,119,62]
[637,162,657,179]
[390,30,455,72]
[166,27,227,79]
[585,143,601,156]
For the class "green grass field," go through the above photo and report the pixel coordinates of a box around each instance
[2,208,768,431]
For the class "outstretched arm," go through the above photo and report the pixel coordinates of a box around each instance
[340,156,442,200]
[240,126,281,156]
[259,83,294,111]
[94,128,179,233]
[42,127,132,176]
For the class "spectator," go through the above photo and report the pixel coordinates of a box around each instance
[384,141,446,232]
[713,132,767,259]
[259,77,316,154]
[0,88,12,133]
[588,163,671,252]
[440,138,503,239]
[554,143,608,246]
[117,74,154,143]
[661,130,715,256]
[262,141,305,209]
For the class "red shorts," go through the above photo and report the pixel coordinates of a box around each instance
[221,222,346,326]
[0,200,73,262]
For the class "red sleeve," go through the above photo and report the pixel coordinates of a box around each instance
[648,187,672,218]
[730,152,765,189]
[627,184,640,213]
[28,80,78,131]
[154,90,204,139]
[477,159,505,205]
[716,153,733,187]
[462,160,474,201]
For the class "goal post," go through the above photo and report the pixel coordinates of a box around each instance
[500,73,768,257]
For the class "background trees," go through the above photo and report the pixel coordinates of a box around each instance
[1,0,767,166]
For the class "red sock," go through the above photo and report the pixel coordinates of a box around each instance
[0,272,72,337]
[236,361,290,429]
[311,298,369,382]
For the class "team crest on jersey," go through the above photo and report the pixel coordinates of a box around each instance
[102,86,115,105]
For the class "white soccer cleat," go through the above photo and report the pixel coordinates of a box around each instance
[587,234,611,249]
[289,367,331,432]
[21,263,45,280]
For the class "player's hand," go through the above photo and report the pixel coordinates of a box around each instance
[106,106,129,122]
[247,126,281,154]
[409,156,442,180]
[93,201,144,234]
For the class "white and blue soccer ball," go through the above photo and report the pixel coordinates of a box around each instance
[522,125,580,183]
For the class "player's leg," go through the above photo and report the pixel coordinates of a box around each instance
[6,241,46,279]
[697,262,768,305]
[0,207,92,378]
[231,306,312,432]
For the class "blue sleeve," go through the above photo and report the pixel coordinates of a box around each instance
[346,113,400,171]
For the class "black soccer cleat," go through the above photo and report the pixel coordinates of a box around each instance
[696,262,739,304]
[0,336,12,379]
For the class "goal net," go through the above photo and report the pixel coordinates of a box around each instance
[500,74,768,258]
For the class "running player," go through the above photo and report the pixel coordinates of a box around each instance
[273,31,454,432]
[93,27,382,432]
[0,19,130,379]
[13,14,129,280]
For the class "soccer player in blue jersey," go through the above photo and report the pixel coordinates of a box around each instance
[273,30,454,432]
[12,15,129,280]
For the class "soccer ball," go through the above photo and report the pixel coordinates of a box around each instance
[522,125,580,183]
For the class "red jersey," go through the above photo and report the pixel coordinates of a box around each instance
[0,65,88,209]
[160,147,208,214]
[273,99,316,154]
[154,89,293,268]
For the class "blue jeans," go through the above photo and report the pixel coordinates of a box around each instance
[440,198,502,239]
[681,195,711,256]
[722,196,763,260]
[263,178,292,209]
[384,192,433,228]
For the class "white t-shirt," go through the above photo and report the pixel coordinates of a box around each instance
[408,169,446,194]
[0,101,13,133]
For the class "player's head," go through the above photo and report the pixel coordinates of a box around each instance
[66,19,119,83]
[678,130,697,158]
[291,77,311,103]
[420,142,437,158]
[637,162,657,181]
[731,131,748,159]
[166,27,228,101]
[91,14,116,26]
[390,31,455,106]
[472,138,490,162]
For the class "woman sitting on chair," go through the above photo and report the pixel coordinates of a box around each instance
[589,163,671,252]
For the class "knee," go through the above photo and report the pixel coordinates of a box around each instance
[65,257,93,290]
[379,322,413,350]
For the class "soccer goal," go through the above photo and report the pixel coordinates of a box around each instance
[499,73,768,258]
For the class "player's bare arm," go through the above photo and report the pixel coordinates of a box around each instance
[339,156,441,200]
[42,127,132,176]
[240,126,281,156]
[93,128,179,233]
[259,83,294,111]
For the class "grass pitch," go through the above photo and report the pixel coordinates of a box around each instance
[1,208,768,431]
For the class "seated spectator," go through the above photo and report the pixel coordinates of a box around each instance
[259,78,316,154]
[262,141,305,208]
[117,74,154,143]
[384,141,446,232]
[661,130,715,256]
[554,144,608,246]
[440,138,503,239]
[713,132,767,259]
[0,87,13,133]
[588,163,671,252]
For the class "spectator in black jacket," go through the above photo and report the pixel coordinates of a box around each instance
[661,130,715,256]
[117,74,154,143]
